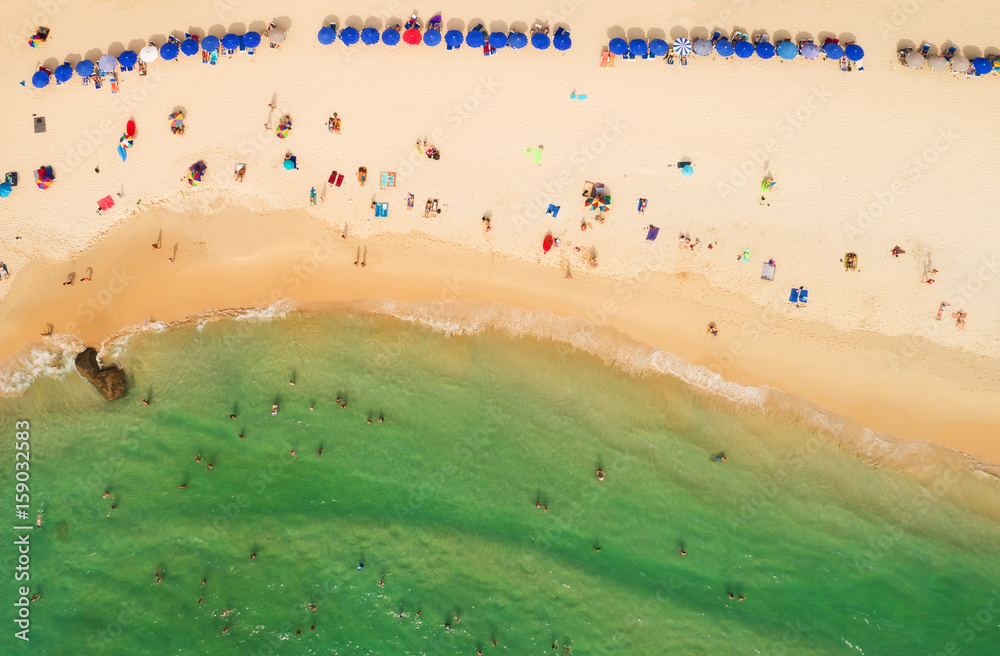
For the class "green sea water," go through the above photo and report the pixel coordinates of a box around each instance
[1,309,999,655]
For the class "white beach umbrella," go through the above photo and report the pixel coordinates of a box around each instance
[905,51,925,69]
[927,55,947,72]
[950,54,970,73]
[268,27,286,44]
[97,54,117,73]
[672,37,692,56]
[139,45,159,63]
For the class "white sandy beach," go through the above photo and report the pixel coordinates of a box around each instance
[1,0,999,462]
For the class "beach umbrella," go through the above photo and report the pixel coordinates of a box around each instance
[118,134,132,162]
[692,38,712,56]
[649,39,668,56]
[361,27,380,45]
[972,57,992,75]
[31,70,50,88]
[317,27,335,45]
[681,164,694,177]
[181,38,199,55]
[423,29,441,46]
[927,55,947,72]
[188,170,202,186]
[403,28,421,45]
[905,52,925,69]
[169,112,184,129]
[35,166,54,189]
[382,28,400,46]
[777,41,797,60]
[340,27,359,46]
[466,30,485,48]
[532,33,550,50]
[139,45,158,62]
[489,32,507,49]
[508,31,527,49]
[554,31,571,51]
[54,63,73,82]
[98,54,118,72]
[243,32,261,49]
[950,55,970,73]
[0,182,10,198]
[160,42,179,60]
[673,37,692,56]
[716,39,734,57]
[222,33,240,50]
[734,40,754,58]
[823,42,843,59]
[629,39,646,56]
[609,38,628,55]
[268,28,286,45]
[76,60,94,77]
[201,35,219,52]
[801,42,820,59]
[542,235,553,252]
[845,44,864,61]
[444,30,463,47]
[283,158,296,170]
[275,122,291,139]
[118,50,138,68]
[756,41,775,59]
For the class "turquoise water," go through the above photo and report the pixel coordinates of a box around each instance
[1,309,999,655]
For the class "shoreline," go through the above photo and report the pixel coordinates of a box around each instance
[2,203,998,468]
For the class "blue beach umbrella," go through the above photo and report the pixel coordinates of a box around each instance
[845,44,864,61]
[777,40,797,60]
[160,42,179,60]
[222,33,240,50]
[75,60,94,77]
[382,28,400,45]
[181,38,199,55]
[340,26,359,46]
[681,164,694,177]
[508,31,527,49]
[609,38,628,55]
[423,29,441,46]
[0,181,11,198]
[118,50,137,68]
[361,27,380,45]
[972,57,992,75]
[318,26,336,45]
[672,37,692,56]
[649,39,668,56]
[54,63,73,82]
[489,32,507,49]
[532,33,550,50]
[243,31,261,49]
[629,39,646,56]
[444,30,463,47]
[466,30,485,48]
[716,39,734,57]
[734,40,754,58]
[553,31,571,51]
[823,42,843,59]
[98,54,117,72]
[201,35,220,52]
[31,70,50,88]
[756,41,775,59]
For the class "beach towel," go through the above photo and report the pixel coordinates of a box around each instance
[788,288,800,303]
[546,204,560,217]
[375,202,388,218]
[328,171,338,185]
[761,262,775,281]
[97,195,115,211]
[637,198,647,213]
[525,147,543,163]
[335,174,344,187]
[380,172,396,187]
[646,226,659,241]
[741,249,751,262]
[799,289,808,304]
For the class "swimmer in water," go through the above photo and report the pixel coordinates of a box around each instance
[341,402,347,409]
[250,553,256,560]
[537,501,542,509]
[367,418,372,424]
[543,505,548,511]
[201,579,206,585]
[679,547,687,556]
[316,447,323,456]
[142,399,150,406]
[594,545,601,551]
[728,592,735,600]
[197,597,204,604]
[30,594,39,602]
[102,491,112,498]
[377,578,384,587]
[271,403,278,416]
[176,483,188,489]
[713,453,726,462]
[444,621,451,630]
[195,454,203,462]
[221,608,233,617]
[357,561,364,570]
[239,432,244,439]
[738,594,745,602]
[491,639,498,646]
[207,461,214,470]
[222,626,229,634]
[596,468,605,482]
[378,416,384,423]
[229,414,236,419]
[36,512,42,527]
[289,380,295,386]
[296,627,302,635]
[307,603,317,611]
[290,449,296,458]
[309,404,314,411]
[336,397,342,404]
[110,501,118,509]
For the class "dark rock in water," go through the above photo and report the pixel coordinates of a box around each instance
[75,347,127,401]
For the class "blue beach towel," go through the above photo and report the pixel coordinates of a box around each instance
[646,226,659,241]
[789,288,799,303]
[546,204,560,217]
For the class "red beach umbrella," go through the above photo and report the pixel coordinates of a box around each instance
[403,28,421,45]
[126,119,136,138]
[542,235,554,252]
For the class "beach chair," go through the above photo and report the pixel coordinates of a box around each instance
[943,46,957,60]
[239,35,247,52]
[407,193,415,209]
[840,55,849,72]
[666,46,675,65]
[919,44,930,56]
[210,50,218,65]
[109,73,119,94]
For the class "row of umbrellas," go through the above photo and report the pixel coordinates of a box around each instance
[30,30,276,88]
[610,36,864,62]
[903,51,996,74]
[318,24,570,51]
